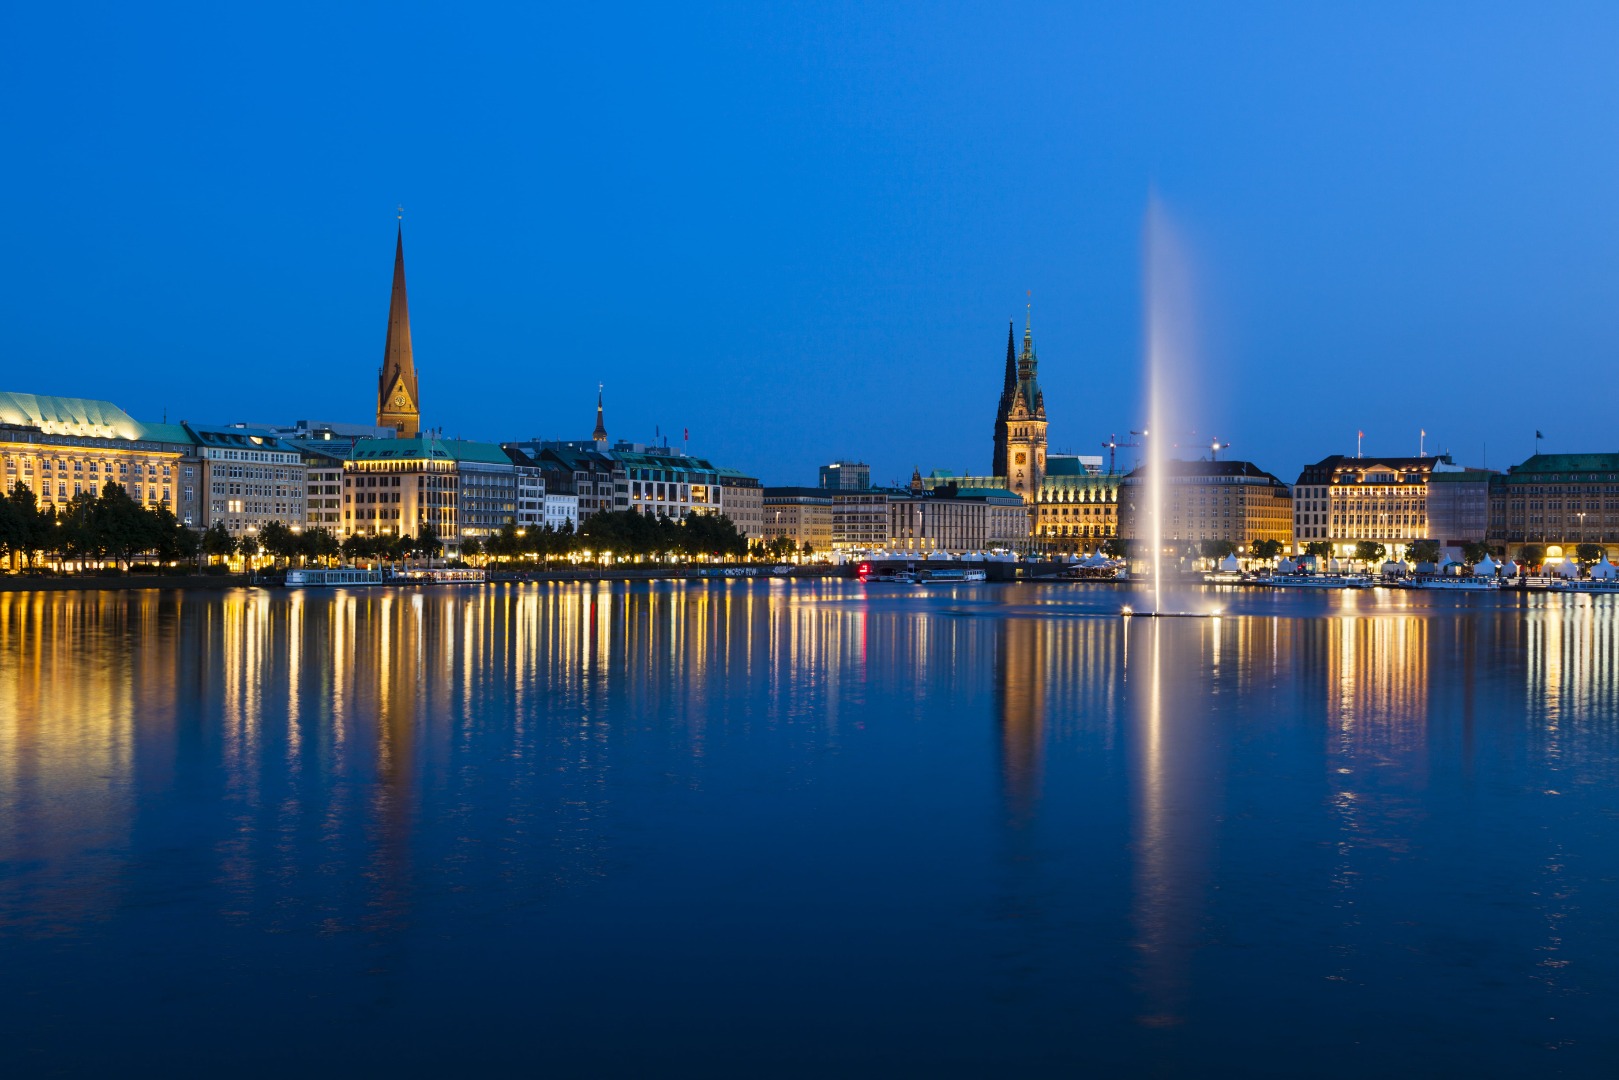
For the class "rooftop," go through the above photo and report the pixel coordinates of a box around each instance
[352,436,511,466]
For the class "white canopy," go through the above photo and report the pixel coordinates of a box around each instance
[1473,555,1498,577]
[1556,559,1580,579]
[1591,556,1617,580]
[1276,557,1297,574]
[1218,554,1240,572]
[1329,558,1343,572]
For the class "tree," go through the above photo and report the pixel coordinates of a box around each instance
[1100,537,1130,559]
[1462,541,1494,565]
[300,526,340,565]
[1575,543,1605,567]
[417,521,442,560]
[85,481,153,569]
[258,521,298,566]
[1519,544,1545,568]
[1303,541,1332,559]
[1406,539,1441,565]
[201,522,235,564]
[1198,538,1237,560]
[1353,541,1386,565]
[235,533,261,561]
[1251,538,1284,562]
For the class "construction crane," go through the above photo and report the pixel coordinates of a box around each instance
[1208,437,1231,461]
[1101,431,1145,474]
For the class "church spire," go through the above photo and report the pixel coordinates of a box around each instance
[376,219,421,438]
[592,384,608,447]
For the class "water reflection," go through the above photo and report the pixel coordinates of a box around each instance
[3,586,1619,1071]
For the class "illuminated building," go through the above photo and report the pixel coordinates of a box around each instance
[763,487,835,552]
[831,488,894,549]
[1291,454,1442,559]
[342,436,515,552]
[0,391,197,524]
[716,469,764,540]
[1487,453,1619,561]
[995,311,1047,507]
[886,484,1028,553]
[188,424,307,534]
[1033,458,1120,554]
[1121,459,1293,551]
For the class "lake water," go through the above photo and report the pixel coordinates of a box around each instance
[2,581,1617,1075]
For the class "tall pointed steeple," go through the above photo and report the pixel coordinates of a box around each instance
[592,384,608,447]
[377,219,421,438]
[991,319,1017,478]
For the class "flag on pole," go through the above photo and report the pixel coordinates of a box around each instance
[683,428,689,441]
[1536,430,1545,439]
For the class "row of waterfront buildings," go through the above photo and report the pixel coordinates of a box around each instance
[4,226,1615,565]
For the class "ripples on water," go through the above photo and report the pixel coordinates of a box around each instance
[1,582,1617,1074]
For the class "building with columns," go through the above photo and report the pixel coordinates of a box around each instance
[0,392,199,524]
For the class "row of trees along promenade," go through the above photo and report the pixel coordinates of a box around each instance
[0,481,775,575]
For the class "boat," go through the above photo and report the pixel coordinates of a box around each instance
[1263,574,1369,590]
[285,567,385,587]
[389,567,487,585]
[868,569,918,584]
[1400,577,1499,592]
[284,566,487,587]
[919,567,987,583]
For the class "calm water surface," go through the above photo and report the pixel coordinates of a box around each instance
[2,581,1618,1075]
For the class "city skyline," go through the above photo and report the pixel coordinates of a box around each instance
[5,6,1619,487]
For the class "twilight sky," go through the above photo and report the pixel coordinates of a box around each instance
[3,3,1618,486]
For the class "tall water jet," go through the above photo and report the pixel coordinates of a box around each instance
[1141,198,1198,616]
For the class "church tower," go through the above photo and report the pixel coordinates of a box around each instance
[1002,307,1047,505]
[376,223,421,438]
[990,320,1016,478]
[592,385,608,449]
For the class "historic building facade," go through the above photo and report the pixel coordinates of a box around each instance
[886,485,1028,554]
[1033,457,1120,553]
[1487,453,1619,561]
[995,312,1047,507]
[1121,459,1293,551]
[716,469,764,540]
[342,436,515,553]
[1289,454,1445,560]
[375,225,422,438]
[762,487,835,553]
[189,425,307,535]
[0,392,198,524]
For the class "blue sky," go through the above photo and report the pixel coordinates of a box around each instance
[3,3,1617,485]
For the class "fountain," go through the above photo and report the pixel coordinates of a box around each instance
[1126,197,1215,619]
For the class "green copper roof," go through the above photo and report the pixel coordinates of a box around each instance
[351,436,511,465]
[0,391,144,439]
[1507,453,1619,475]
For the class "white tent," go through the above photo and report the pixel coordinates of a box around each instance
[1218,554,1240,572]
[1329,558,1343,572]
[1591,556,1617,580]
[1436,558,1463,576]
[1556,559,1580,579]
[1473,555,1498,577]
[1276,557,1297,574]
